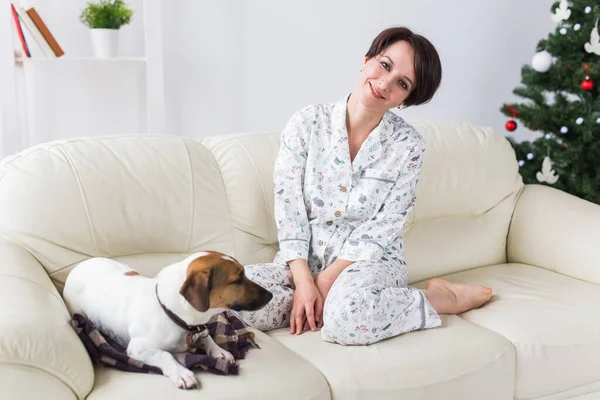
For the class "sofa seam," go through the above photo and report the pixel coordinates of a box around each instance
[549,201,589,276]
[47,251,195,276]
[208,144,237,256]
[234,138,275,244]
[0,273,64,304]
[180,139,195,253]
[58,147,100,257]
[0,360,88,400]
[504,182,525,265]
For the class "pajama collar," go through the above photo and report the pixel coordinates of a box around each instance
[330,94,394,175]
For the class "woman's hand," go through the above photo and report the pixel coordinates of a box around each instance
[314,268,337,303]
[314,258,355,302]
[290,280,323,335]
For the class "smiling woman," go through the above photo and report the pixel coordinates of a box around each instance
[361,27,442,108]
[236,26,493,346]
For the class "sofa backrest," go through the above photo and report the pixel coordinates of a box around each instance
[201,121,524,284]
[0,121,523,291]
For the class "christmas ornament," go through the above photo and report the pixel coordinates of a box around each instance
[560,28,568,35]
[545,133,552,139]
[586,6,592,13]
[585,22,600,55]
[527,153,534,160]
[536,156,559,184]
[575,23,582,31]
[518,160,525,167]
[582,77,595,90]
[505,105,520,132]
[596,117,600,123]
[551,0,571,22]
[561,126,569,133]
[576,117,584,124]
[582,64,595,91]
[531,50,552,72]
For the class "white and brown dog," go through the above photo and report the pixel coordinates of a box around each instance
[63,251,272,389]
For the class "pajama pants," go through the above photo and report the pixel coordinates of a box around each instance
[238,259,442,345]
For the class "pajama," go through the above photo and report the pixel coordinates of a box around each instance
[239,95,442,345]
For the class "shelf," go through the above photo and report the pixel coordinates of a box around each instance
[15,57,147,64]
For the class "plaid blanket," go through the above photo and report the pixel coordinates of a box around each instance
[71,311,259,375]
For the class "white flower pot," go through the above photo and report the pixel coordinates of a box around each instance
[90,28,119,58]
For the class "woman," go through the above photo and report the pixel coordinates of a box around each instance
[239,27,492,345]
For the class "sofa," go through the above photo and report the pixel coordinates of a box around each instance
[1,120,600,400]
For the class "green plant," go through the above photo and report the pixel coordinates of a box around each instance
[80,0,133,29]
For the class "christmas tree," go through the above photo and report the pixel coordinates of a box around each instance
[501,0,600,204]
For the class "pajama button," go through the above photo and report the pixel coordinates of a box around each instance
[335,211,342,217]
[340,186,347,192]
[326,221,333,225]
[318,240,324,246]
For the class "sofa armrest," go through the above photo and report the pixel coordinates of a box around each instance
[507,184,600,285]
[0,240,94,400]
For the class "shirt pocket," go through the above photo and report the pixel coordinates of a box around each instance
[348,169,397,218]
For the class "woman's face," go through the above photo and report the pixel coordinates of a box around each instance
[356,40,416,112]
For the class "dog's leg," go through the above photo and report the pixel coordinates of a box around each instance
[128,338,199,389]
[202,335,235,363]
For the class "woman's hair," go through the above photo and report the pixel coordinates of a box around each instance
[365,27,442,107]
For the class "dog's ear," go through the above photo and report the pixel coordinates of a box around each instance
[180,269,211,312]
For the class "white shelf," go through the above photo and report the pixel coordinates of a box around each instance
[1,0,165,157]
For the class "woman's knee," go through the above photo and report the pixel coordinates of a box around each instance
[243,263,290,286]
[321,289,372,345]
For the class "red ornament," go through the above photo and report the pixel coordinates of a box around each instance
[582,76,595,91]
[505,120,517,131]
[505,104,520,132]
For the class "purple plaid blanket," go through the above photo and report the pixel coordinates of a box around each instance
[71,311,259,375]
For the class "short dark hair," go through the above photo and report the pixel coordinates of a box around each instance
[365,27,442,107]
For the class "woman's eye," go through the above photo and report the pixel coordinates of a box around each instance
[398,80,408,90]
[381,61,390,71]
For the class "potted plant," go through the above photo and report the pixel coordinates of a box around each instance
[80,0,133,58]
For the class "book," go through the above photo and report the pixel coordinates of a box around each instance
[10,3,29,57]
[26,7,64,57]
[15,5,56,58]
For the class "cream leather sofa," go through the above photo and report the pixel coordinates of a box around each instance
[1,121,600,400]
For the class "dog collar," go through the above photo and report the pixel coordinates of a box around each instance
[155,284,208,334]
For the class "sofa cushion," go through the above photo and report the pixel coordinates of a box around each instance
[0,136,238,291]
[87,329,330,400]
[269,315,514,400]
[415,263,600,399]
[201,133,281,266]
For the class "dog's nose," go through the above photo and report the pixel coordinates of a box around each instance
[245,287,273,311]
[261,287,273,303]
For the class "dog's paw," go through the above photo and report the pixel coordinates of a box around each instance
[172,368,199,390]
[208,348,235,363]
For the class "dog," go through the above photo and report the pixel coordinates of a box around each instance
[63,251,273,389]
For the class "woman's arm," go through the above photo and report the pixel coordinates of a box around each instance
[274,108,323,334]
[274,109,312,266]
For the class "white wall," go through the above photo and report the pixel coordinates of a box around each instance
[1,0,558,156]
[163,0,556,142]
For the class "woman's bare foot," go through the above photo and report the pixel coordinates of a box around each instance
[424,278,493,315]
